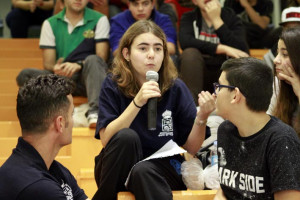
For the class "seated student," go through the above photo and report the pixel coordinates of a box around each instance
[6,0,54,38]
[109,0,177,57]
[179,0,249,103]
[268,27,300,137]
[92,20,211,200]
[200,57,300,199]
[264,7,300,69]
[16,0,110,128]
[54,0,110,17]
[224,0,273,49]
[0,74,89,200]
[54,0,175,24]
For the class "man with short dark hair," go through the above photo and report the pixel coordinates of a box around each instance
[0,74,89,200]
[16,0,110,128]
[200,57,300,199]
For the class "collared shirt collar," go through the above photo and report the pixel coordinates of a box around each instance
[56,7,94,34]
[16,137,48,171]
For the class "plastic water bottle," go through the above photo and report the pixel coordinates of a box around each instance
[210,141,218,166]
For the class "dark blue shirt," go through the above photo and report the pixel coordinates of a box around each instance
[0,137,87,200]
[109,9,177,53]
[95,75,210,158]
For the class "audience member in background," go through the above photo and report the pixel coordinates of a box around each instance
[16,0,110,128]
[200,57,300,200]
[268,27,300,137]
[6,0,54,38]
[109,0,177,57]
[54,0,174,22]
[92,20,212,200]
[53,0,109,16]
[264,7,300,69]
[224,0,273,49]
[54,0,110,17]
[0,74,89,200]
[179,0,249,103]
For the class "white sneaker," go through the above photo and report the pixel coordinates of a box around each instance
[87,113,98,128]
[73,103,89,127]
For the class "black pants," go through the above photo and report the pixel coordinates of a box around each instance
[6,8,52,38]
[92,128,186,200]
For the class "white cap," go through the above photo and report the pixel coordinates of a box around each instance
[280,7,300,25]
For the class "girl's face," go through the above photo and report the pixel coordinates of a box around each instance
[274,39,293,83]
[122,32,164,84]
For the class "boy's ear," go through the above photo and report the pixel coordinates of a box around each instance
[231,87,243,104]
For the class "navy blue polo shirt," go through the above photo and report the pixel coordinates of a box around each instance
[95,75,210,158]
[0,137,87,200]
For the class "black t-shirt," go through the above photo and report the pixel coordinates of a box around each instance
[0,137,87,200]
[217,116,300,199]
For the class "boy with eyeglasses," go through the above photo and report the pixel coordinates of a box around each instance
[201,57,300,199]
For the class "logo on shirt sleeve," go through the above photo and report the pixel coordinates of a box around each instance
[61,180,74,200]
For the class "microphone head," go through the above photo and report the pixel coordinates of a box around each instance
[146,71,159,82]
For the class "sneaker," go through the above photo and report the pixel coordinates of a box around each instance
[87,113,98,128]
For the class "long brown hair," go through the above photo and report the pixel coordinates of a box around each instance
[110,20,178,98]
[274,27,300,126]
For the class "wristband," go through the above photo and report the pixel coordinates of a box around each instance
[133,99,142,108]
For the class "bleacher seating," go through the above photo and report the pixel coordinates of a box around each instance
[249,49,269,60]
[0,38,270,199]
[0,39,87,121]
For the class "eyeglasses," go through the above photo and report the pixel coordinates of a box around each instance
[213,82,236,95]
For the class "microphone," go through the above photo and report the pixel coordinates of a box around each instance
[146,71,159,131]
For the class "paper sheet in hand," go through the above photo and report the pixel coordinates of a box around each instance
[143,139,186,161]
[125,139,186,187]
